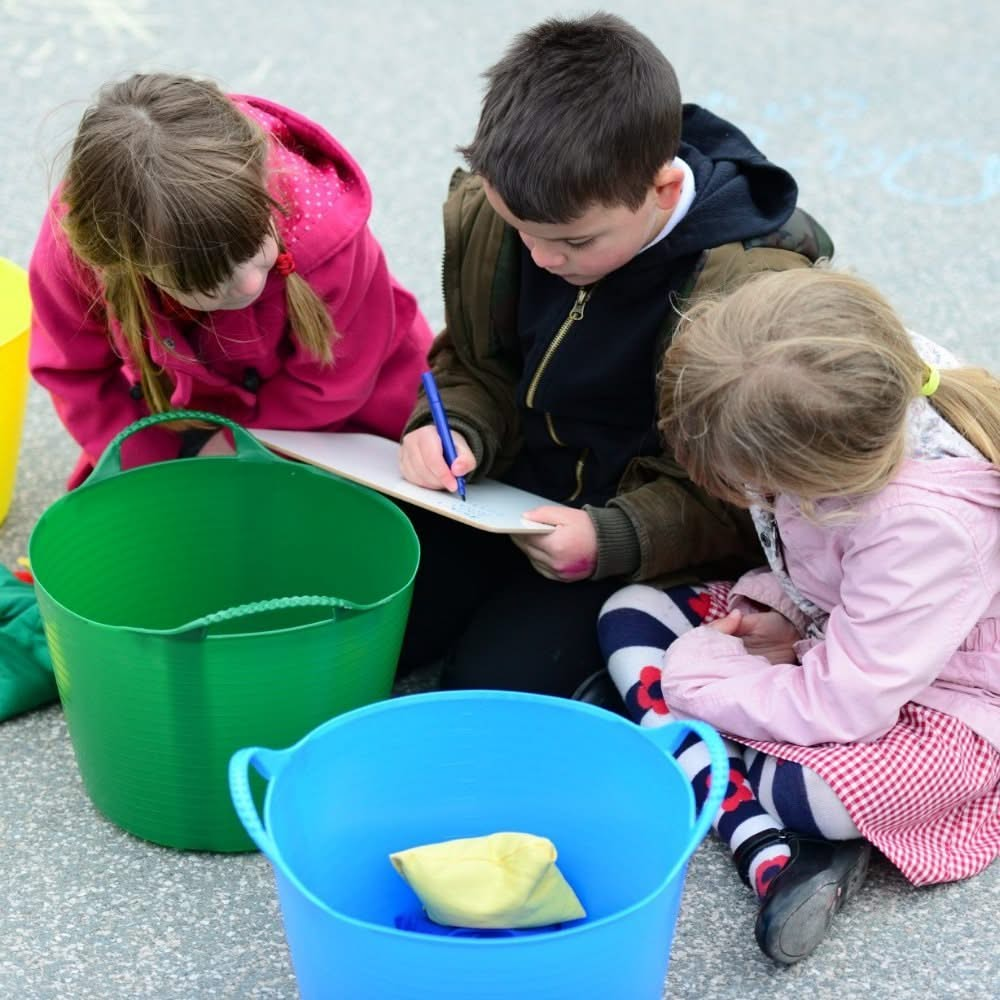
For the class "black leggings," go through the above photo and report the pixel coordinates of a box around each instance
[396,503,622,697]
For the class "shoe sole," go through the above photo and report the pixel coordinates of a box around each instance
[755,845,871,964]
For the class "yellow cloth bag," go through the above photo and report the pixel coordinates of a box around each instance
[390,831,586,929]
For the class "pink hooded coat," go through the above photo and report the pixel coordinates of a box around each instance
[28,96,433,488]
[660,458,1000,749]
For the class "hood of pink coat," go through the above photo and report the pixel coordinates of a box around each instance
[232,95,372,272]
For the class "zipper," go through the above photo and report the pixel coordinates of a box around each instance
[566,448,590,503]
[525,286,592,408]
[526,286,595,502]
[544,413,566,446]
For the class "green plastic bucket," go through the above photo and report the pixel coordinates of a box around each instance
[29,411,419,852]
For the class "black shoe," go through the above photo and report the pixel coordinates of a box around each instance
[753,833,871,965]
[570,669,630,718]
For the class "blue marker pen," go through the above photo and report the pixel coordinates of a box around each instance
[421,371,467,501]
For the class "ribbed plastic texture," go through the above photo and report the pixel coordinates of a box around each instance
[30,412,419,851]
[230,692,727,1000]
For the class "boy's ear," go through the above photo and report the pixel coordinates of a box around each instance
[652,162,686,211]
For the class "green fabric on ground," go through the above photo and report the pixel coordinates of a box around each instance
[0,566,56,721]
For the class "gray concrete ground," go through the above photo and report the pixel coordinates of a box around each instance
[1,2,997,998]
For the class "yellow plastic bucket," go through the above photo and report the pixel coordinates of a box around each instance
[0,258,31,525]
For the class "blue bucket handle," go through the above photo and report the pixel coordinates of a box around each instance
[640,719,729,883]
[228,745,295,862]
[86,410,281,486]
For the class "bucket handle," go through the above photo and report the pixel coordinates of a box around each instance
[641,719,729,883]
[87,410,281,486]
[229,745,295,861]
[175,592,363,635]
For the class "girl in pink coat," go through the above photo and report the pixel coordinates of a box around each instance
[29,73,432,488]
[596,268,1000,964]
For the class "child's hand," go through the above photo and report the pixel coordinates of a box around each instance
[708,609,800,665]
[511,506,597,581]
[400,425,477,494]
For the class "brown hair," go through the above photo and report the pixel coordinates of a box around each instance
[459,12,682,223]
[61,73,335,413]
[659,268,1000,511]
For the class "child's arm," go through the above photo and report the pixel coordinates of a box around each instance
[28,214,180,479]
[403,327,522,479]
[658,501,994,745]
[403,172,523,476]
[587,455,762,580]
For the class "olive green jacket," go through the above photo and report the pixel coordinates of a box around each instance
[407,170,834,585]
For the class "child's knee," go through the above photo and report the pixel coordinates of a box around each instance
[598,583,669,621]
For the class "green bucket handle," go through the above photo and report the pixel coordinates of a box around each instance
[85,410,392,634]
[87,410,279,487]
[175,593,364,634]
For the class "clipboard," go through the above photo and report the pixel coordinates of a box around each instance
[252,430,556,534]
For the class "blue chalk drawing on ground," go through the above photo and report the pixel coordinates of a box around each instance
[698,90,998,207]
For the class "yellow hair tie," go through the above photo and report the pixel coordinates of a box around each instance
[920,365,941,397]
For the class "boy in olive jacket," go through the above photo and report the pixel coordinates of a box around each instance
[398,13,832,695]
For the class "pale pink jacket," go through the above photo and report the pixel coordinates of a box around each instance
[661,458,1000,749]
[29,96,432,488]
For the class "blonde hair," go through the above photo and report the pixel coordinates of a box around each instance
[61,73,335,413]
[660,268,1000,510]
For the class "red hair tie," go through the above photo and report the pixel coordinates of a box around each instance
[274,252,296,276]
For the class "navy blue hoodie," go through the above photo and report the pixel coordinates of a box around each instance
[504,104,800,506]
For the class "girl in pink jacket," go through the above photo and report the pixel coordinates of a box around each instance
[29,73,433,488]
[596,268,1000,964]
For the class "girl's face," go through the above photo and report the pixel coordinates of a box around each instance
[155,235,280,312]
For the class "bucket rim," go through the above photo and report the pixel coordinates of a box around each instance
[250,690,698,946]
[28,454,419,638]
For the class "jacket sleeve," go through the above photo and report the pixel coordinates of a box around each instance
[659,500,992,745]
[598,455,762,581]
[404,173,523,473]
[407,329,522,471]
[728,567,814,635]
[28,212,180,482]
[251,226,433,441]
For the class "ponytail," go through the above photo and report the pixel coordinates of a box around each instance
[284,268,338,366]
[930,368,1000,465]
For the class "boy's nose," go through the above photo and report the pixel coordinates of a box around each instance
[527,240,566,270]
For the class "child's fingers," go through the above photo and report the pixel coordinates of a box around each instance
[400,426,471,492]
[449,433,477,477]
[521,504,568,525]
[706,609,742,635]
[400,427,450,488]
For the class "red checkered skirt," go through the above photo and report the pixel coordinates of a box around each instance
[733,703,1000,886]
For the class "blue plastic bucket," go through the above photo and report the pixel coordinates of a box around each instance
[230,691,726,1000]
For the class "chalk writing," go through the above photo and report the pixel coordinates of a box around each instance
[697,90,997,206]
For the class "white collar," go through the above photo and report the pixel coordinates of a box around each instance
[639,155,696,254]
